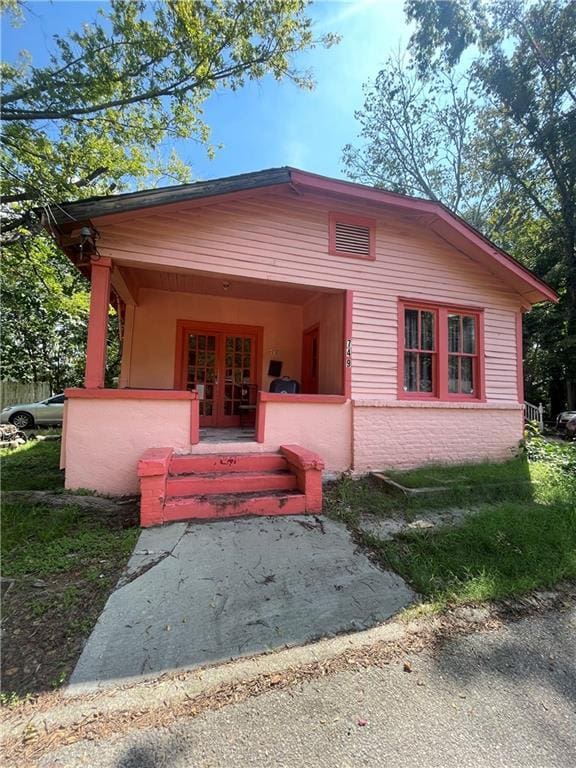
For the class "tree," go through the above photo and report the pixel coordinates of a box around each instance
[1,0,335,389]
[345,0,575,409]
[404,0,576,408]
[1,0,336,236]
[342,53,488,227]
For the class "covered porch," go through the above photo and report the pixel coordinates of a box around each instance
[61,256,352,496]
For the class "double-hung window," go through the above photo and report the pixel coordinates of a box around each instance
[399,300,483,401]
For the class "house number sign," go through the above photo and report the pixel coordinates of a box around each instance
[345,339,352,367]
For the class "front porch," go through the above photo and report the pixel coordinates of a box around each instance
[61,259,353,515]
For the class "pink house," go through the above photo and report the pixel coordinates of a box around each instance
[52,168,556,526]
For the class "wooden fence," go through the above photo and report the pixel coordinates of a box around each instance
[1,381,52,409]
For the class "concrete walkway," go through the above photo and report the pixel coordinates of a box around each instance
[68,516,413,694]
[44,605,576,767]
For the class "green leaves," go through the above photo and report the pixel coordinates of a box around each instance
[1,0,334,224]
[346,0,575,409]
[0,1,336,390]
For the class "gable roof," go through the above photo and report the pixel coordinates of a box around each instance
[49,167,557,305]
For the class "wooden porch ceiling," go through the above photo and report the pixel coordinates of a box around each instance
[119,264,339,306]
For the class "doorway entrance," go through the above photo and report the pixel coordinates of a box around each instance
[176,321,262,427]
[302,325,320,394]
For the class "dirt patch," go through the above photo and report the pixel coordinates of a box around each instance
[1,503,139,699]
[2,563,128,698]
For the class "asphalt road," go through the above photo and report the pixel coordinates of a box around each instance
[41,606,576,768]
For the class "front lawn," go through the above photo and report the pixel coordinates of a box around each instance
[326,440,576,609]
[1,439,64,491]
[325,455,535,525]
[1,441,138,700]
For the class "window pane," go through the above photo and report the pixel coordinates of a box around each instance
[404,352,417,391]
[463,316,476,354]
[405,309,418,349]
[461,357,474,394]
[420,354,433,392]
[448,355,459,393]
[448,314,460,353]
[420,312,434,351]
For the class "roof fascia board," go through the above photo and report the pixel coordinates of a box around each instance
[90,184,291,227]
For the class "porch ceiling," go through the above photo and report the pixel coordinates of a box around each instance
[120,264,338,305]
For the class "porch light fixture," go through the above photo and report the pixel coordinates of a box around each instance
[222,281,231,291]
[78,226,101,261]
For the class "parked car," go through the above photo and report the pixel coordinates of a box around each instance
[0,393,65,429]
[556,410,576,433]
[566,415,576,440]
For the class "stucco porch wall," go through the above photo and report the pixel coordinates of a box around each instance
[62,392,196,495]
[260,399,352,473]
[352,401,524,472]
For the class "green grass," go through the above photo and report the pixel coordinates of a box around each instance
[1,438,140,698]
[324,457,534,526]
[1,502,138,577]
[1,439,64,491]
[386,457,532,489]
[326,447,576,608]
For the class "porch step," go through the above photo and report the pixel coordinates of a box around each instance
[138,445,325,526]
[170,453,288,475]
[163,490,307,521]
[166,470,297,496]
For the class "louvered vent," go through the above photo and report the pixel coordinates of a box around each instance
[334,220,371,256]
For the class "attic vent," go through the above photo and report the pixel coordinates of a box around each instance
[335,221,370,255]
[329,213,375,260]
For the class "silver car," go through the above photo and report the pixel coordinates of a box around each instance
[0,394,65,429]
[556,410,576,432]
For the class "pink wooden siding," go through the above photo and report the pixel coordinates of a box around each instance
[98,188,524,404]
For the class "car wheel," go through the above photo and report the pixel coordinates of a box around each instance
[9,412,34,429]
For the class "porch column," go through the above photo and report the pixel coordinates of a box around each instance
[84,256,112,389]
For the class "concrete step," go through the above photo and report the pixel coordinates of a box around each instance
[166,470,297,497]
[163,490,307,521]
[170,453,288,475]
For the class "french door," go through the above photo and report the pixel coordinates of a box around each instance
[178,322,261,427]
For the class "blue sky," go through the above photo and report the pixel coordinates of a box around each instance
[2,0,413,183]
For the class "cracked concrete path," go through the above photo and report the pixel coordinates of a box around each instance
[68,516,413,695]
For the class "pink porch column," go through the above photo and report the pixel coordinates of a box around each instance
[84,256,112,389]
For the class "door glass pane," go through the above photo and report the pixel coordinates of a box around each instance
[461,357,474,394]
[448,355,459,392]
[448,314,460,353]
[223,335,253,418]
[462,316,476,354]
[187,333,217,417]
[404,352,417,391]
[420,312,434,351]
[405,309,418,349]
[420,354,433,392]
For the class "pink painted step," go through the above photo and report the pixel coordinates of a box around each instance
[138,445,324,526]
[170,453,288,475]
[166,470,297,496]
[163,491,306,521]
